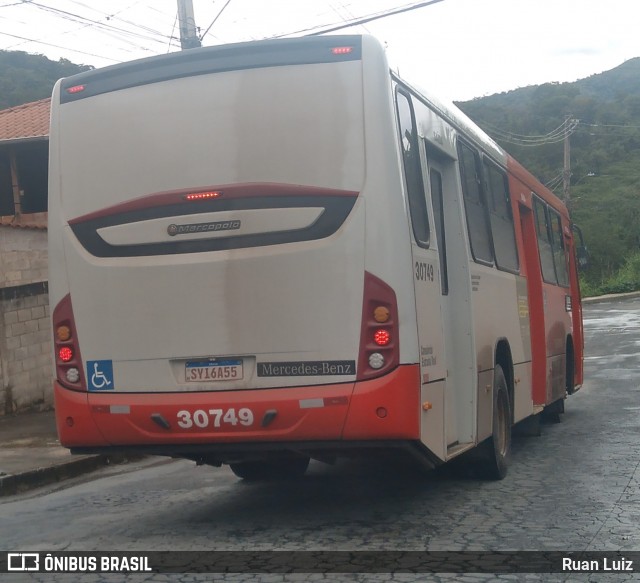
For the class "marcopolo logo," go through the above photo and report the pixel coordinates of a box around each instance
[167,220,241,236]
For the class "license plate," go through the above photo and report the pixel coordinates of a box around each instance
[185,359,243,382]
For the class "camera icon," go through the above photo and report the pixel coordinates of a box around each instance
[7,553,39,571]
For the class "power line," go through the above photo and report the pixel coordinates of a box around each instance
[481,119,572,141]
[0,29,118,60]
[580,122,640,129]
[167,10,178,53]
[20,0,173,47]
[268,0,445,39]
[307,0,445,36]
[1,10,141,54]
[481,118,640,147]
[579,129,640,137]
[574,122,640,138]
[545,172,564,190]
[328,1,373,35]
[4,1,160,54]
[482,118,579,147]
[200,0,232,41]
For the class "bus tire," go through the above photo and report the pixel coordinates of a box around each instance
[481,364,512,480]
[229,456,310,481]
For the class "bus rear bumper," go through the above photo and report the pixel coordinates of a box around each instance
[54,364,420,452]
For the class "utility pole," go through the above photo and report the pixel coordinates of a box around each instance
[177,0,201,49]
[563,114,572,213]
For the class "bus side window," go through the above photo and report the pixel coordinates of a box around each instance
[430,168,448,295]
[484,161,519,273]
[549,209,570,287]
[533,197,557,284]
[395,89,430,248]
[458,141,493,264]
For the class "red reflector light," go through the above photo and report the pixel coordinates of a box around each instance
[331,46,353,55]
[66,85,86,94]
[374,329,391,346]
[184,191,222,201]
[59,346,74,362]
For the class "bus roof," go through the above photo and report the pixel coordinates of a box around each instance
[58,35,365,104]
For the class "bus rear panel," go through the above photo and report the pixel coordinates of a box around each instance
[49,36,423,466]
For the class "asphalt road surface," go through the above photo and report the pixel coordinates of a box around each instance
[2,297,640,583]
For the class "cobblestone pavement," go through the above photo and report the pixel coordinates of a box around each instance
[1,298,639,583]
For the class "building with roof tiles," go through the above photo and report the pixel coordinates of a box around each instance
[0,98,52,414]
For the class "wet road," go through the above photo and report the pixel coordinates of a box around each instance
[2,297,640,582]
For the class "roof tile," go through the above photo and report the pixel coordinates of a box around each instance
[0,98,50,142]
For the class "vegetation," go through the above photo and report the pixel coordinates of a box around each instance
[0,50,91,110]
[580,252,640,297]
[457,58,640,296]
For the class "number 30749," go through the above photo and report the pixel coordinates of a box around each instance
[177,408,254,429]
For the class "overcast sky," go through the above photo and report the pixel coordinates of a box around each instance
[1,0,639,101]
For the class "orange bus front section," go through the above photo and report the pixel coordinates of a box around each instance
[54,364,421,450]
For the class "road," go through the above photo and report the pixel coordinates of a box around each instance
[1,297,640,582]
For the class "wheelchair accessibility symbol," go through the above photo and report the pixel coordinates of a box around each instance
[87,360,114,391]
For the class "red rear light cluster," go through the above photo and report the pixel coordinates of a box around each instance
[52,294,86,390]
[374,329,391,346]
[184,191,222,201]
[66,84,86,94]
[331,46,353,55]
[357,272,400,380]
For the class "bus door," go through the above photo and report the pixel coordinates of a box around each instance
[427,160,455,446]
[396,89,448,460]
[424,152,476,454]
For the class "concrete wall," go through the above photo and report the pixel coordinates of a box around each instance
[0,226,52,414]
[0,226,48,286]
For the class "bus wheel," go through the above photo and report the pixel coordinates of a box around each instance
[481,364,512,480]
[229,457,310,481]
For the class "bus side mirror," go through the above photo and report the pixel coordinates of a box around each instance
[572,224,589,271]
[576,245,589,270]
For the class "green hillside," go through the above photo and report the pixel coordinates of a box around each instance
[0,50,91,110]
[457,58,640,294]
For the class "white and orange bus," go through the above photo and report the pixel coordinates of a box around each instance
[48,35,583,481]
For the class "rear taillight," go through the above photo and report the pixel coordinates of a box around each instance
[374,329,391,346]
[52,294,86,390]
[331,46,354,55]
[66,84,86,94]
[357,272,399,380]
[184,191,222,201]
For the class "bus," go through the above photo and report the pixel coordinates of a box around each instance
[48,35,584,481]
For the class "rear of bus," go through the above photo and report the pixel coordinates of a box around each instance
[49,36,422,473]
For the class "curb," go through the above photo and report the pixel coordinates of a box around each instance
[582,291,640,305]
[0,454,141,497]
